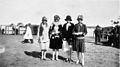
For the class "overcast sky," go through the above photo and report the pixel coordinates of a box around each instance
[0,0,119,27]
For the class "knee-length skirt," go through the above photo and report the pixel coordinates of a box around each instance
[40,41,49,50]
[50,37,62,49]
[73,39,85,52]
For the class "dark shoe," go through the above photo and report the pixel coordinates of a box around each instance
[21,41,24,44]
[30,39,34,44]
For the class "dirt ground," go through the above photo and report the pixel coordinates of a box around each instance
[0,35,119,67]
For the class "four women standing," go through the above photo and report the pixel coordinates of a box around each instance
[36,15,87,66]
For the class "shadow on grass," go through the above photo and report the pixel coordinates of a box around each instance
[24,51,67,61]
[24,51,41,58]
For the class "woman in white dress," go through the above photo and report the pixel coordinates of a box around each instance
[22,23,33,43]
[37,16,49,60]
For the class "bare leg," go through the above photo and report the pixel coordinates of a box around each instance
[66,51,70,61]
[66,49,71,62]
[76,51,80,64]
[44,51,46,59]
[52,50,55,60]
[69,45,72,61]
[41,51,44,60]
[81,53,84,66]
[56,50,59,60]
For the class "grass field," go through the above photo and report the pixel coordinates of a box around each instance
[0,35,119,67]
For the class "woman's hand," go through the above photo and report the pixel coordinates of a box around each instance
[63,38,66,41]
[73,32,83,35]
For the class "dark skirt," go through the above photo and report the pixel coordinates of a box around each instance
[50,36,62,49]
[72,39,85,52]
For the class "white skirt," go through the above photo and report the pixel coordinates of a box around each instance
[23,26,33,39]
[23,33,33,39]
[62,40,70,52]
[40,41,49,50]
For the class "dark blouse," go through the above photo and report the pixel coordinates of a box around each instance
[62,22,74,39]
[73,23,87,37]
[94,29,102,36]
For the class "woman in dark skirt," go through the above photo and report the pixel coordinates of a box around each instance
[49,15,63,60]
[73,15,87,66]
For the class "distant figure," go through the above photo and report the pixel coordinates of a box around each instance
[94,25,101,44]
[62,15,74,62]
[49,15,63,60]
[73,15,87,66]
[108,21,120,48]
[114,24,120,48]
[12,26,18,35]
[108,27,116,46]
[22,23,33,44]
[1,29,4,35]
[37,16,49,60]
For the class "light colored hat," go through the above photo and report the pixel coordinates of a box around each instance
[77,15,83,21]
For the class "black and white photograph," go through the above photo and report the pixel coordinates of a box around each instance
[0,0,119,67]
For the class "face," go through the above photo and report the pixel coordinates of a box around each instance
[43,20,47,24]
[97,27,100,29]
[54,18,60,22]
[78,19,82,23]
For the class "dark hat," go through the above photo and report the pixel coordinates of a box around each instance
[65,15,72,21]
[113,21,119,24]
[42,16,47,21]
[77,15,83,21]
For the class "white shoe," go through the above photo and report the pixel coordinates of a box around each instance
[76,60,79,64]
[81,61,84,66]
[56,57,59,61]
[41,56,44,60]
[44,57,47,60]
[52,57,55,60]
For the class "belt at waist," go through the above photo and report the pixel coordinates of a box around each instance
[76,37,85,39]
